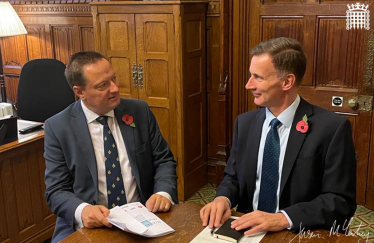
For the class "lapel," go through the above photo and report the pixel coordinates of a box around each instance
[70,100,98,191]
[113,101,141,196]
[245,109,266,205]
[280,98,313,195]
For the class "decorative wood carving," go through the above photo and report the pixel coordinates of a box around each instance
[25,25,47,60]
[4,61,21,66]
[51,26,74,65]
[13,5,91,13]
[263,0,303,3]
[3,76,19,104]
[80,27,95,51]
[365,31,374,89]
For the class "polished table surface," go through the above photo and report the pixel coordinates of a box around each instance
[62,202,361,243]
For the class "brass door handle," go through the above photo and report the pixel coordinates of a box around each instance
[347,98,358,110]
[347,95,373,112]
[132,62,138,86]
[138,63,143,88]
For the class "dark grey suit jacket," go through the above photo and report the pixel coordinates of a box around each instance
[44,99,178,242]
[216,98,356,232]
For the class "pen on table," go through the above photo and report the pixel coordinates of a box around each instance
[210,226,216,235]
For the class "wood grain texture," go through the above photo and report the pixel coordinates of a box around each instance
[0,129,56,243]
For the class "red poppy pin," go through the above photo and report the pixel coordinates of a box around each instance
[296,114,308,133]
[122,114,136,128]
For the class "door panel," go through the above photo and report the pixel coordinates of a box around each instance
[135,14,174,108]
[250,0,372,206]
[99,14,137,99]
[182,11,207,197]
[135,14,176,155]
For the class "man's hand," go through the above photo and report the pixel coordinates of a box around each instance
[146,194,172,213]
[81,205,112,228]
[200,197,231,229]
[231,211,289,235]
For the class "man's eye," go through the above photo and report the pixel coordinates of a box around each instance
[98,82,108,89]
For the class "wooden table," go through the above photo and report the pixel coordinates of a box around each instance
[62,202,361,243]
[0,120,55,243]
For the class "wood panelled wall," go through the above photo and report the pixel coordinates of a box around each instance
[1,1,231,187]
[0,3,95,103]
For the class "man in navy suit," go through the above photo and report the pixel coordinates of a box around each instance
[44,51,178,242]
[200,37,356,235]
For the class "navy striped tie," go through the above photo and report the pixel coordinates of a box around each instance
[96,116,127,208]
[258,118,281,213]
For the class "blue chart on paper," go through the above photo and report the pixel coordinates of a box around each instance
[141,220,153,227]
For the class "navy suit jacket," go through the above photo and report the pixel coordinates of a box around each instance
[216,98,356,232]
[44,99,178,242]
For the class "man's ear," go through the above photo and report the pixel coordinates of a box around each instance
[73,86,85,100]
[282,74,296,91]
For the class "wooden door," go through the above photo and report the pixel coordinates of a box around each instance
[98,14,138,99]
[135,14,176,148]
[249,1,372,207]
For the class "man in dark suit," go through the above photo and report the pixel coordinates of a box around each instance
[200,37,356,235]
[44,51,178,242]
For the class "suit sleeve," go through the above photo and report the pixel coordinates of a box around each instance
[44,120,84,229]
[147,106,178,203]
[215,117,240,207]
[283,118,357,232]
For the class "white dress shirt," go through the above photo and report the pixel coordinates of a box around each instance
[252,95,300,228]
[74,101,172,229]
[217,95,300,228]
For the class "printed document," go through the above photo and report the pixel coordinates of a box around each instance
[107,202,175,237]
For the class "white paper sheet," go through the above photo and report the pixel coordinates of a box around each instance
[107,202,175,238]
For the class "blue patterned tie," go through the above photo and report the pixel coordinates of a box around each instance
[96,116,127,208]
[258,118,281,213]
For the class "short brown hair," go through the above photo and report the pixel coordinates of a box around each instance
[251,37,307,86]
[65,51,107,88]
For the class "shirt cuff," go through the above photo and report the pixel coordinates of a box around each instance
[214,196,231,208]
[74,202,90,230]
[279,210,294,229]
[156,191,175,205]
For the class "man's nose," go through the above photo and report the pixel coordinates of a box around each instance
[110,80,119,92]
[245,76,255,90]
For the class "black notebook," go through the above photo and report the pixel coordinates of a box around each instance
[213,218,245,243]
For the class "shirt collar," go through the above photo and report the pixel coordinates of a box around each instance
[80,100,115,124]
[265,95,300,128]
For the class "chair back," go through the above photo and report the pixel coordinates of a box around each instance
[17,59,75,122]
